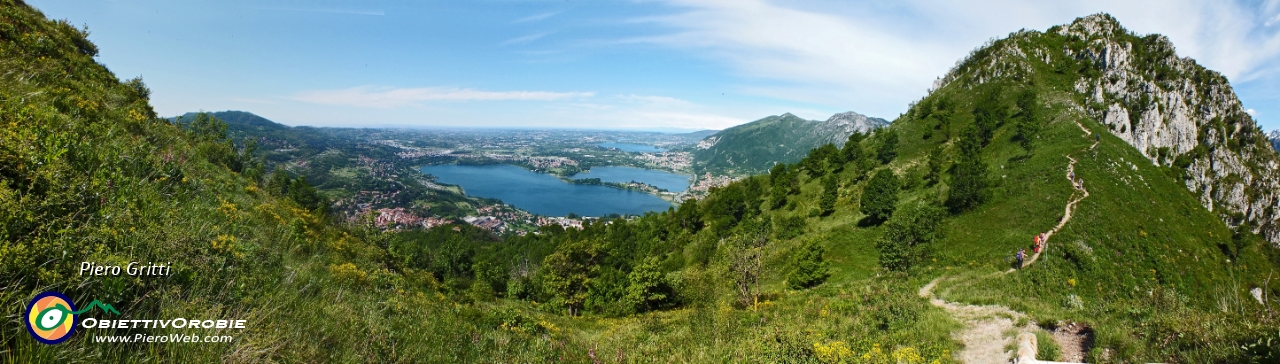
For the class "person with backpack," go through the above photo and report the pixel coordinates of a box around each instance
[1016,248,1025,269]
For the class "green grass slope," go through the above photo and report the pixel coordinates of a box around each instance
[0,2,559,362]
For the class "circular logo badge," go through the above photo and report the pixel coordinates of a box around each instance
[25,291,77,344]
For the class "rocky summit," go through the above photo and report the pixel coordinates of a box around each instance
[937,13,1280,245]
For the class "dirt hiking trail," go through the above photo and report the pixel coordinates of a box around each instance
[919,121,1099,363]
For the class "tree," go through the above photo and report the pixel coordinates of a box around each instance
[876,129,899,164]
[673,198,703,231]
[541,239,603,316]
[770,164,792,209]
[842,132,866,169]
[933,98,955,140]
[774,215,806,240]
[727,223,769,309]
[925,147,945,186]
[787,240,830,289]
[288,176,329,214]
[1013,88,1040,153]
[241,137,265,183]
[947,126,989,213]
[267,165,291,196]
[819,173,839,216]
[860,169,900,223]
[624,257,674,313]
[875,202,947,271]
[802,143,840,176]
[972,88,1006,146]
[183,112,228,141]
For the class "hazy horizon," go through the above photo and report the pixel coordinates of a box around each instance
[30,0,1280,131]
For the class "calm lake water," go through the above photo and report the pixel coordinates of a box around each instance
[598,142,666,153]
[420,164,674,217]
[575,166,691,192]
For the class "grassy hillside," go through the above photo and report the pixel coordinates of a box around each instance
[0,2,547,362]
[4,1,1279,363]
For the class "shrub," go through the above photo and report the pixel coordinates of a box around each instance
[876,129,899,164]
[947,126,988,213]
[624,257,676,312]
[875,202,946,271]
[861,169,900,222]
[787,240,830,289]
[819,174,839,216]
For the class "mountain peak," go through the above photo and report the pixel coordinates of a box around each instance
[819,111,889,137]
[1062,13,1122,37]
[926,12,1280,244]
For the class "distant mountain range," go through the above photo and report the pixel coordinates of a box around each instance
[689,111,888,177]
[1270,130,1280,152]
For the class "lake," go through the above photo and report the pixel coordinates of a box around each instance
[597,142,665,153]
[420,164,674,217]
[574,166,691,192]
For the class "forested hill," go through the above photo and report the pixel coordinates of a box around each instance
[691,111,887,177]
[174,110,288,132]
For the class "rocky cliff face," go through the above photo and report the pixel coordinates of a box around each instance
[816,111,890,147]
[935,14,1280,244]
[1062,15,1280,244]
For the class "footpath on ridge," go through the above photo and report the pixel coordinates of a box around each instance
[919,120,1099,363]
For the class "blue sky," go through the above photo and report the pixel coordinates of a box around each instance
[27,0,1280,131]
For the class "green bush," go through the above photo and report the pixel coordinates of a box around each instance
[819,174,839,216]
[787,240,830,289]
[875,202,946,271]
[860,169,900,222]
[876,129,899,164]
[947,125,989,213]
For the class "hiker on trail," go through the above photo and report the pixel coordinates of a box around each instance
[1033,234,1041,253]
[1016,248,1025,269]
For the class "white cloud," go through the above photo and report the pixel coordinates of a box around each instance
[501,32,554,46]
[1248,108,1259,116]
[515,11,562,23]
[635,0,1280,118]
[292,86,594,108]
[543,94,762,130]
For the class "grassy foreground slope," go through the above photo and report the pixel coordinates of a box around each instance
[0,2,559,362]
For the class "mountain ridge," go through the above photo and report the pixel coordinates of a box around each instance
[932,13,1280,245]
[691,111,888,176]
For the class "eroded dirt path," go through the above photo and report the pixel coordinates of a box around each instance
[921,121,1099,363]
[920,278,1027,363]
